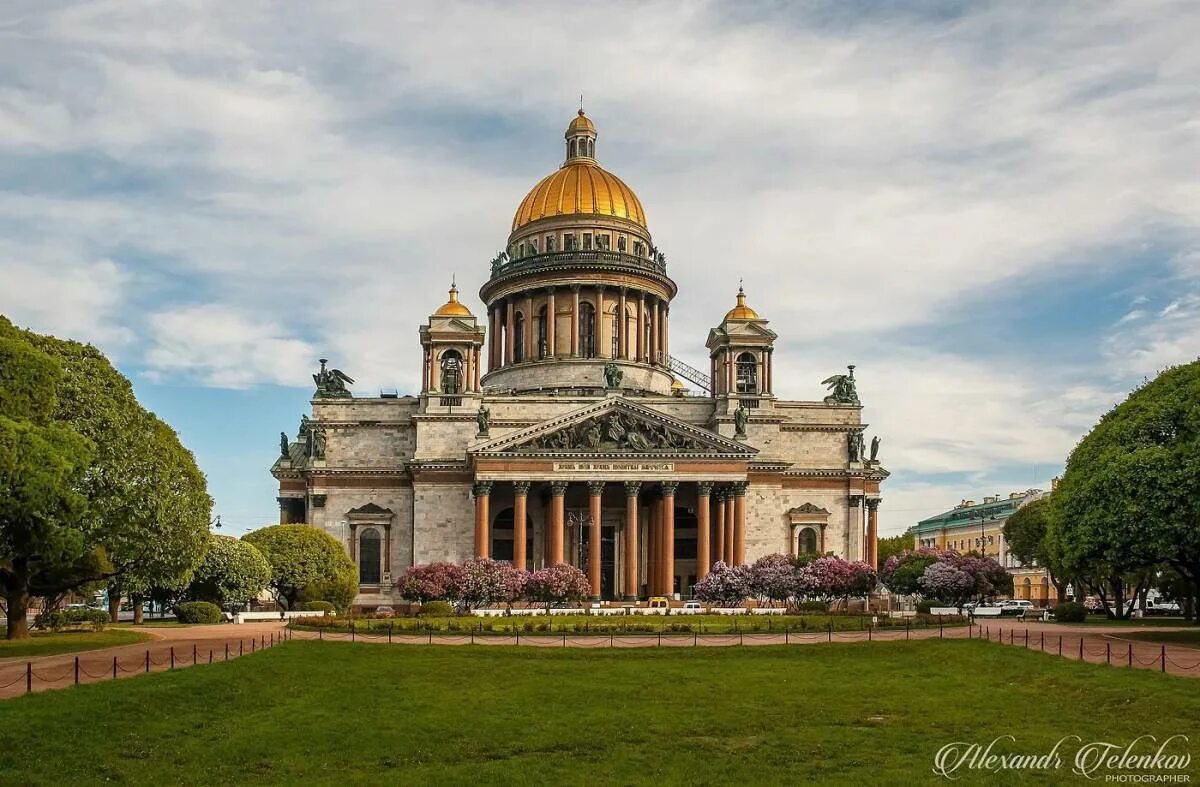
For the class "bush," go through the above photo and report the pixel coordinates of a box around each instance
[175,601,223,624]
[298,601,335,615]
[37,608,109,632]
[792,601,829,613]
[419,600,455,617]
[1053,601,1087,623]
[916,600,935,614]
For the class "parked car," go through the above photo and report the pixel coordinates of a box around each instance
[683,600,702,611]
[647,597,670,610]
[1000,600,1034,616]
[1143,600,1182,616]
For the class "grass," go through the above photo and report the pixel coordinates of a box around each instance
[1119,630,1200,648]
[1,639,1198,785]
[0,629,152,659]
[294,613,961,636]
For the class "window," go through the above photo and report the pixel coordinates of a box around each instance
[569,140,577,158]
[546,234,556,252]
[583,233,592,250]
[798,528,817,554]
[529,237,538,254]
[358,528,381,584]
[579,302,596,358]
[633,241,644,256]
[736,352,758,393]
[514,312,526,362]
[537,305,548,359]
[618,235,627,252]
[597,234,610,250]
[440,349,463,393]
[565,234,577,251]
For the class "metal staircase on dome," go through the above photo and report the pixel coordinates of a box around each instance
[668,355,711,395]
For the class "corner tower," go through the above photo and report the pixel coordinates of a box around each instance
[419,280,486,406]
[479,110,677,394]
[707,285,778,413]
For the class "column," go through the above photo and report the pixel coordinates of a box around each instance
[757,353,765,394]
[473,347,481,390]
[464,346,474,392]
[513,481,530,570]
[618,287,628,359]
[524,292,534,363]
[713,489,726,567]
[622,482,641,600]
[733,482,746,566]
[504,299,514,366]
[819,523,826,554]
[430,349,441,392]
[710,355,718,397]
[571,284,581,357]
[724,493,735,565]
[696,482,712,580]
[726,349,735,394]
[866,498,880,569]
[549,481,567,565]
[636,292,646,362]
[649,297,659,365]
[662,305,669,363]
[764,349,772,394]
[384,525,392,573]
[587,481,604,598]
[546,287,557,358]
[647,497,658,595]
[596,286,608,358]
[787,525,796,557]
[661,481,677,596]
[472,481,492,558]
[422,349,430,392]
[490,304,502,371]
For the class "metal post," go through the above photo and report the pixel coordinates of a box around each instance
[1162,644,1167,673]
[225,643,230,660]
[1128,643,1133,667]
[1078,638,1083,660]
[26,662,31,694]
[145,650,150,673]
[240,640,244,656]
[906,621,910,641]
[1058,636,1062,656]
[170,646,175,669]
[113,656,118,680]
[251,638,256,653]
[1041,631,1044,650]
[868,625,872,641]
[827,622,832,643]
[193,644,197,663]
[939,625,943,638]
[74,656,79,685]
[209,650,213,665]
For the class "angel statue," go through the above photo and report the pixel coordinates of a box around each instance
[821,364,860,405]
[313,358,354,398]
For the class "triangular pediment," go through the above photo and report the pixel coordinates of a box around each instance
[348,502,393,516]
[474,397,756,457]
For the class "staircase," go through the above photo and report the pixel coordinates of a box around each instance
[667,354,711,395]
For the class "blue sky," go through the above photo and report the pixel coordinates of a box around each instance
[2,1,1198,535]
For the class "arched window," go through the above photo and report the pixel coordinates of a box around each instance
[514,312,526,362]
[440,349,463,393]
[797,527,818,555]
[537,305,548,359]
[569,139,577,158]
[358,528,381,584]
[736,352,758,393]
[579,302,596,358]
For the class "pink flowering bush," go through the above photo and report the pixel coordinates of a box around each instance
[457,558,526,610]
[748,553,799,603]
[396,562,465,605]
[693,561,752,606]
[797,556,877,605]
[523,564,591,611]
[881,548,1012,603]
[917,561,975,603]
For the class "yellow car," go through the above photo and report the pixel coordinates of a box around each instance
[647,597,670,609]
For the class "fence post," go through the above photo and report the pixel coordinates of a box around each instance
[739,632,743,646]
[657,632,661,647]
[319,629,323,641]
[113,656,118,680]
[1128,643,1133,667]
[939,625,944,639]
[868,625,872,642]
[240,640,244,656]
[562,634,566,648]
[1025,628,1029,647]
[985,625,989,640]
[784,630,788,645]
[827,623,832,643]
[251,638,256,653]
[1041,631,1045,650]
[428,630,432,645]
[209,650,213,665]
[1078,638,1083,661]
[906,620,910,641]
[1058,636,1062,657]
[1161,645,1166,673]
[225,643,230,660]
[471,631,475,645]
[145,650,150,673]
[170,646,175,669]
[193,644,197,664]
[351,622,355,643]
[261,634,265,650]
[695,631,699,646]
[389,624,393,644]
[74,656,79,685]
[26,662,31,694]
[1106,642,1111,665]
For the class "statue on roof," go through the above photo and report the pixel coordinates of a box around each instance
[870,435,881,462]
[821,364,860,405]
[603,363,623,389]
[298,414,311,438]
[313,359,354,398]
[848,431,865,463]
[279,431,289,459]
[307,426,326,460]
[734,403,749,438]
[477,405,490,437]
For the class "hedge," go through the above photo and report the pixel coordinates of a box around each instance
[1053,602,1087,623]
[175,601,223,625]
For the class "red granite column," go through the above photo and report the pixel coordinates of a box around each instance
[713,488,726,568]
[513,481,530,570]
[622,482,641,600]
[724,494,736,565]
[550,481,567,565]
[866,499,880,569]
[733,482,747,566]
[661,481,677,596]
[587,481,604,598]
[647,497,659,595]
[473,481,492,559]
[696,482,712,580]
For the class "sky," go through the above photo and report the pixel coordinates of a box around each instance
[1,1,1198,537]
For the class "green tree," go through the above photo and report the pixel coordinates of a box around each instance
[1003,497,1071,601]
[876,530,914,569]
[187,535,271,608]
[243,525,356,609]
[1053,361,1200,620]
[0,332,95,639]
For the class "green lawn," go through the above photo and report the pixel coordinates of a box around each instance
[1120,630,1200,648]
[1,640,1198,785]
[0,629,151,659]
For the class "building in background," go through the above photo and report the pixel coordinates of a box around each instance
[271,111,889,609]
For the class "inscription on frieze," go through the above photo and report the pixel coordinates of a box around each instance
[553,462,675,473]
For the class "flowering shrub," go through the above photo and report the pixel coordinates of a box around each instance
[881,548,1011,603]
[397,562,465,605]
[748,553,798,602]
[797,556,877,605]
[693,561,752,606]
[457,558,525,610]
[523,564,591,611]
[879,547,950,596]
[917,562,974,603]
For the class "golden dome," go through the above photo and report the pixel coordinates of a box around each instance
[567,108,595,133]
[724,285,760,321]
[512,163,646,231]
[433,281,472,317]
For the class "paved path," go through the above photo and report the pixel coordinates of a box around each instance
[3,620,1197,699]
[0,622,290,699]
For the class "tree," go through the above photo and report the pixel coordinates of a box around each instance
[1003,498,1071,601]
[397,562,465,605]
[1053,361,1200,620]
[748,553,797,604]
[522,564,591,612]
[876,530,915,571]
[187,535,271,608]
[879,548,947,597]
[456,558,525,611]
[693,561,751,607]
[243,524,356,609]
[797,556,877,607]
[0,333,95,639]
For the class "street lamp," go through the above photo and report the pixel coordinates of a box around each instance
[567,511,592,570]
[964,508,993,559]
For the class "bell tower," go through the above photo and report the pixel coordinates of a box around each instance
[419,279,486,407]
[706,284,777,413]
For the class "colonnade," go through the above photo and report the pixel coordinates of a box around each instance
[472,479,748,600]
[486,284,670,372]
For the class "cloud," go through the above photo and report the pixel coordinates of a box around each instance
[0,248,132,347]
[143,305,314,388]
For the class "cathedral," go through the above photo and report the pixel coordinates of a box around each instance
[272,110,888,607]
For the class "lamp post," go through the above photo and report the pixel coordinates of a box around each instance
[965,508,993,559]
[567,511,591,570]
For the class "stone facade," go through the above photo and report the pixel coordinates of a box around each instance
[271,111,888,607]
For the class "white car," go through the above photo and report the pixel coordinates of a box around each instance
[683,600,702,610]
[1001,600,1034,615]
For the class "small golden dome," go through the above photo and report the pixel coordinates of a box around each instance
[433,280,472,317]
[512,162,647,231]
[567,108,596,134]
[724,285,760,321]
[670,378,686,395]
